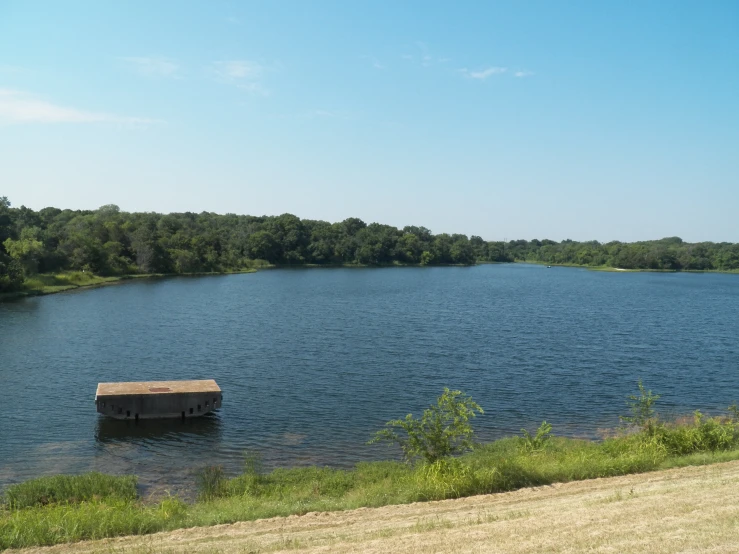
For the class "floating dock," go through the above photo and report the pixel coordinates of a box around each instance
[95,380,222,420]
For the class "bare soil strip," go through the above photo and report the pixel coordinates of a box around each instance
[13,460,739,554]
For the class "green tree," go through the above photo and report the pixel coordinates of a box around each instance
[450,235,475,264]
[369,388,484,463]
[130,221,170,273]
[341,217,367,236]
[246,230,280,263]
[430,234,453,264]
[395,233,422,263]
[0,251,24,292]
[3,227,44,274]
[0,196,12,254]
[267,213,308,263]
[1,196,738,277]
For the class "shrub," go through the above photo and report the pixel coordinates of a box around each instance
[368,388,483,463]
[650,411,739,455]
[196,466,227,501]
[520,421,553,453]
[620,380,660,431]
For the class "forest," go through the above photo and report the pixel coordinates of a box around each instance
[1,196,738,292]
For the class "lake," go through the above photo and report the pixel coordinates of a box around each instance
[1,264,738,492]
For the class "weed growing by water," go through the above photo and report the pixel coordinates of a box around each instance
[6,392,739,550]
[2,473,137,509]
[195,466,227,501]
[620,380,661,431]
[368,388,484,463]
[22,271,120,294]
[520,421,553,453]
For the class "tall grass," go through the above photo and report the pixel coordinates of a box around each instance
[3,473,137,509]
[15,270,258,297]
[3,413,739,550]
[22,271,120,294]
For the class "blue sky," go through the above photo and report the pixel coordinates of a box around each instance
[1,1,737,242]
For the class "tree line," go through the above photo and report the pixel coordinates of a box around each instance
[1,196,737,292]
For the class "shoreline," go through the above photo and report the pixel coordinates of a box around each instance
[520,260,739,274]
[4,415,739,550]
[3,262,737,303]
[0,269,257,302]
[22,459,739,553]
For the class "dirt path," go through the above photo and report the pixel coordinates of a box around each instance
[14,461,739,553]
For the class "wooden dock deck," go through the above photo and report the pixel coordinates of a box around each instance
[95,379,222,420]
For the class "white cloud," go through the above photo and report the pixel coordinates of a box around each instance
[212,60,270,96]
[514,70,534,78]
[237,82,270,96]
[121,56,180,78]
[0,89,159,125]
[309,110,344,118]
[272,109,352,121]
[459,67,508,80]
[361,56,385,70]
[402,43,450,68]
[212,60,263,80]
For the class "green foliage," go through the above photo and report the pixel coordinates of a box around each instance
[620,380,661,430]
[369,388,484,463]
[0,253,24,292]
[520,421,553,453]
[505,237,739,271]
[414,457,499,500]
[20,271,119,294]
[6,414,739,549]
[0,499,181,549]
[1,196,738,283]
[2,473,137,509]
[646,411,739,456]
[195,465,227,501]
[3,232,44,274]
[196,452,267,500]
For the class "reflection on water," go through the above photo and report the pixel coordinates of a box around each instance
[1,266,738,489]
[91,414,225,495]
[95,412,223,443]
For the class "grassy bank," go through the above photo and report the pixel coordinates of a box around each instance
[4,262,736,302]
[0,269,258,301]
[49,459,739,553]
[521,260,739,274]
[3,411,739,550]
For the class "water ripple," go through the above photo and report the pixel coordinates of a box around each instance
[1,265,738,489]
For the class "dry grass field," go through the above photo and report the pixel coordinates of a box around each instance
[11,459,739,554]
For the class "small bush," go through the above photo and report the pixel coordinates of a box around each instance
[649,411,739,455]
[620,380,660,430]
[3,473,137,509]
[157,496,188,521]
[520,421,553,453]
[369,388,484,463]
[196,466,227,501]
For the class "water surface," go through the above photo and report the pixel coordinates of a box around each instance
[1,265,737,491]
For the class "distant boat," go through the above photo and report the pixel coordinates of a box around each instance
[547,265,552,268]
